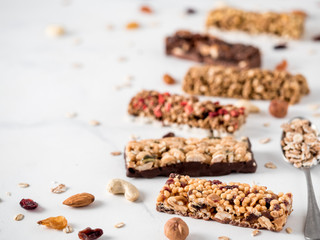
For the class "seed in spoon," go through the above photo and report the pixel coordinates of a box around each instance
[264,162,277,169]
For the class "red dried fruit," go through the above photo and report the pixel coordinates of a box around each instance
[275,59,288,71]
[140,5,153,14]
[165,102,172,112]
[184,105,193,114]
[153,105,162,118]
[158,94,165,104]
[209,111,218,118]
[78,227,103,240]
[163,132,175,138]
[269,99,289,118]
[230,110,239,117]
[20,199,38,210]
[180,101,187,106]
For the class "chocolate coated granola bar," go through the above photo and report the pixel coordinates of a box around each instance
[206,7,305,39]
[165,30,261,68]
[156,174,293,231]
[125,136,256,178]
[128,90,247,134]
[183,65,309,104]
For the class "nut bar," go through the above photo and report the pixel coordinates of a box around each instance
[156,174,293,232]
[165,30,261,69]
[128,90,246,134]
[206,7,305,39]
[183,66,309,104]
[125,136,257,178]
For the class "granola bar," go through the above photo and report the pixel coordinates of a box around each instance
[165,30,261,68]
[281,118,320,168]
[125,136,256,178]
[183,66,309,104]
[128,90,247,134]
[156,174,293,232]
[206,7,305,39]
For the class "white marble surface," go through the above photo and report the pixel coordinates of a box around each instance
[1,0,320,239]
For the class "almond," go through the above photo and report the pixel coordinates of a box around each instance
[63,193,95,207]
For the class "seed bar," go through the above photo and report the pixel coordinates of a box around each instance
[183,65,309,104]
[165,30,261,69]
[206,7,305,39]
[128,90,247,134]
[156,174,293,232]
[125,136,256,178]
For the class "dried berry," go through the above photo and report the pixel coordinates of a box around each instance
[37,216,68,230]
[20,199,38,210]
[126,22,139,30]
[275,59,288,71]
[78,227,103,240]
[186,8,196,14]
[140,5,153,14]
[274,43,287,50]
[313,34,320,41]
[163,132,175,138]
[269,99,289,118]
[163,74,176,85]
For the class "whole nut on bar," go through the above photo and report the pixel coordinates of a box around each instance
[269,99,288,118]
[164,217,189,240]
[63,193,95,207]
[107,179,139,202]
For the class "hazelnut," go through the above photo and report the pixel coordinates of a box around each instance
[269,99,288,118]
[164,217,189,240]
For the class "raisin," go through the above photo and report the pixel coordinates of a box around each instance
[313,34,320,41]
[20,198,38,210]
[274,43,287,50]
[163,74,176,85]
[186,8,196,14]
[37,216,67,230]
[78,227,103,240]
[165,178,174,185]
[210,180,222,185]
[162,132,175,138]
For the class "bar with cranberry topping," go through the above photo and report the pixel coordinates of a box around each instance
[128,90,247,134]
[166,30,261,68]
[183,65,309,104]
[125,136,256,178]
[156,174,293,232]
[206,7,305,39]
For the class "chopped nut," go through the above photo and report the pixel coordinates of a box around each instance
[114,222,125,228]
[235,100,260,113]
[275,60,288,71]
[51,184,67,194]
[264,162,277,169]
[14,214,24,221]
[163,74,176,85]
[111,151,122,156]
[126,22,139,30]
[285,227,292,234]
[65,112,77,119]
[18,183,30,188]
[259,138,270,144]
[63,225,73,233]
[218,237,230,240]
[252,229,260,236]
[45,24,65,37]
[140,5,152,14]
[89,120,100,126]
[263,123,270,127]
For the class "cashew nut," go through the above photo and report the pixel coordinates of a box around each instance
[106,179,139,202]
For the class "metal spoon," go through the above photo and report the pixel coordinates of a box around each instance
[281,117,320,240]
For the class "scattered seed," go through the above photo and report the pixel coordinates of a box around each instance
[118,57,127,62]
[63,225,73,233]
[114,222,125,228]
[6,192,11,196]
[275,59,288,71]
[51,184,67,194]
[286,227,292,234]
[252,229,260,236]
[14,214,24,221]
[72,63,83,68]
[45,24,65,37]
[65,112,77,119]
[259,138,271,144]
[126,22,139,30]
[274,43,287,50]
[264,162,277,169]
[313,113,320,117]
[111,151,122,156]
[18,183,30,188]
[309,104,320,111]
[313,35,320,41]
[263,122,270,127]
[89,120,100,126]
[140,5,152,14]
[218,237,230,240]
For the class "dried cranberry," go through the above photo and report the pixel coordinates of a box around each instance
[273,204,281,211]
[180,181,187,188]
[169,173,179,178]
[180,101,187,106]
[209,111,218,118]
[186,8,196,14]
[158,94,165,104]
[78,227,103,240]
[230,110,239,117]
[210,180,222,185]
[165,178,174,185]
[20,199,38,210]
[165,102,171,112]
[274,43,287,49]
[163,132,175,138]
[313,35,320,41]
[220,185,238,190]
[153,105,162,118]
[184,105,193,114]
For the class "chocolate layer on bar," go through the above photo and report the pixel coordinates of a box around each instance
[206,7,305,39]
[183,65,309,104]
[156,174,293,232]
[166,30,261,68]
[125,136,256,178]
[128,90,247,134]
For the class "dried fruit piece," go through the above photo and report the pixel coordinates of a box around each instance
[286,227,293,234]
[163,74,176,85]
[37,216,68,230]
[14,214,24,221]
[114,222,125,228]
[63,193,95,207]
[274,43,287,50]
[163,132,175,138]
[186,8,196,14]
[263,122,270,127]
[164,217,189,240]
[78,227,103,240]
[63,225,73,233]
[269,99,289,118]
[20,199,38,210]
[51,184,67,193]
[264,162,277,169]
[275,59,288,71]
[140,5,152,14]
[313,35,320,41]
[126,22,139,30]
[111,151,122,156]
